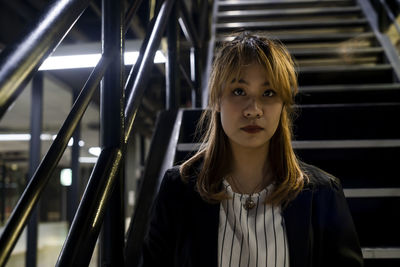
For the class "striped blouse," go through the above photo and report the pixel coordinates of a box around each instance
[218,180,289,267]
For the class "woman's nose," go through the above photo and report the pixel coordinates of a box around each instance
[243,98,262,119]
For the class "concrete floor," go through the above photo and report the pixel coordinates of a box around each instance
[1,222,98,267]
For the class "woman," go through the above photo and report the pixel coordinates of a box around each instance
[142,32,363,267]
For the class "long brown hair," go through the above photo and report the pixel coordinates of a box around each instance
[180,31,307,207]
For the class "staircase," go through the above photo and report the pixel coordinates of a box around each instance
[170,0,400,266]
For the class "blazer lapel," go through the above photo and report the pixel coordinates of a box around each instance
[189,189,220,267]
[283,188,313,267]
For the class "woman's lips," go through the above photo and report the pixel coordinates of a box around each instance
[241,125,263,133]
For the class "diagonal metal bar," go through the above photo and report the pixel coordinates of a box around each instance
[124,0,176,143]
[124,0,145,34]
[0,0,92,120]
[56,0,176,265]
[124,109,182,267]
[56,147,123,267]
[178,0,200,48]
[0,54,113,267]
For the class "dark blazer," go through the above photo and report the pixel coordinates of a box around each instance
[142,162,364,267]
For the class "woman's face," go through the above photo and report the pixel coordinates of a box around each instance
[218,62,283,152]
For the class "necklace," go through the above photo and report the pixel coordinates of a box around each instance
[229,175,265,211]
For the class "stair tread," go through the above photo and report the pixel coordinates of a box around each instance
[298,64,392,72]
[216,18,369,30]
[217,32,376,44]
[299,83,400,92]
[219,0,355,8]
[218,6,361,18]
[290,47,383,54]
[177,139,400,151]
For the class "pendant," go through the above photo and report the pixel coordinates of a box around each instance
[243,197,256,210]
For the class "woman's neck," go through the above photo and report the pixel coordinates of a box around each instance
[228,143,272,194]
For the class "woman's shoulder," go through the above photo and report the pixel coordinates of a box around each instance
[299,161,342,192]
[161,166,185,188]
[160,165,196,192]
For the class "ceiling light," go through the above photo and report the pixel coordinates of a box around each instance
[88,147,101,157]
[0,134,84,146]
[60,168,72,186]
[79,157,98,164]
[0,133,52,141]
[39,50,166,71]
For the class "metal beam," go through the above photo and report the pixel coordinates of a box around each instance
[166,0,180,110]
[67,90,80,226]
[100,0,125,265]
[0,54,113,267]
[26,72,43,267]
[0,0,91,120]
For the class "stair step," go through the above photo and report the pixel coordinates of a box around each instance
[290,47,383,57]
[297,64,393,85]
[299,83,400,92]
[217,32,376,46]
[362,248,400,259]
[216,19,369,33]
[176,104,400,144]
[344,188,400,198]
[218,0,356,11]
[296,146,400,188]
[295,103,400,139]
[348,197,400,246]
[292,140,400,149]
[177,140,400,151]
[297,84,400,103]
[217,6,362,23]
[291,47,383,65]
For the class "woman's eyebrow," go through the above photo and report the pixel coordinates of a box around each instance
[230,79,270,86]
[229,78,249,84]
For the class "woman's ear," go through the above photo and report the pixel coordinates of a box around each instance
[216,103,220,112]
[215,100,221,112]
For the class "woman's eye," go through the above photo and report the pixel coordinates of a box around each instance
[233,88,245,96]
[263,90,276,97]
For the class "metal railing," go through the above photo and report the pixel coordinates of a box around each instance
[0,0,209,266]
[371,0,400,34]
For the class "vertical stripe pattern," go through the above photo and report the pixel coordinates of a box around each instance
[218,180,289,267]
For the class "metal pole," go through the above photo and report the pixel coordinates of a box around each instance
[100,0,125,265]
[166,0,180,110]
[67,90,80,226]
[0,164,5,225]
[190,47,202,108]
[26,73,43,267]
[0,0,91,120]
[0,54,112,267]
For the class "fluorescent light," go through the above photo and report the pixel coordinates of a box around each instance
[0,134,84,146]
[60,168,72,186]
[124,52,139,65]
[39,50,166,70]
[79,157,98,164]
[88,147,101,157]
[0,133,53,141]
[0,134,31,141]
[39,54,102,70]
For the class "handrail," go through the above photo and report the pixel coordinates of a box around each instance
[0,53,113,266]
[125,0,176,144]
[0,0,91,120]
[124,0,145,34]
[56,146,123,267]
[379,0,400,35]
[124,1,207,265]
[57,0,176,265]
[179,0,200,48]
[124,109,182,267]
